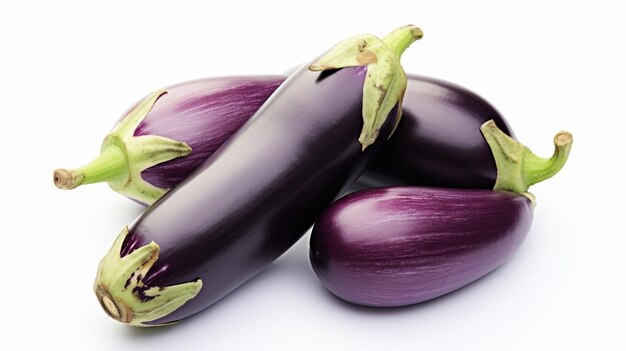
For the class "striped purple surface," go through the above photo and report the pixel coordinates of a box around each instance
[310,186,533,307]
[131,76,284,189]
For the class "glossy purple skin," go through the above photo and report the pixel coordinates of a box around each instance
[360,75,514,189]
[120,65,396,324]
[310,187,533,307]
[130,76,283,189]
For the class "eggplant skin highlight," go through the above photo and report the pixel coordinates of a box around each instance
[309,186,533,307]
[93,25,423,326]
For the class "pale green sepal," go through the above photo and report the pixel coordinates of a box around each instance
[94,226,203,327]
[102,132,192,204]
[480,120,573,194]
[360,65,406,148]
[110,89,167,136]
[521,192,537,206]
[309,25,422,150]
[53,88,192,205]
[106,89,192,203]
[104,90,192,204]
[388,94,405,138]
[308,34,382,71]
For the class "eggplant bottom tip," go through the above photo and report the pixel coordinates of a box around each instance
[96,286,126,322]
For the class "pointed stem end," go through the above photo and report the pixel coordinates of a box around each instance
[359,128,380,151]
[53,168,84,190]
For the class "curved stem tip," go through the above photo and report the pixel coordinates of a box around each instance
[481,120,573,194]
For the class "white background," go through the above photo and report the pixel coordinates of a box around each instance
[1,0,624,349]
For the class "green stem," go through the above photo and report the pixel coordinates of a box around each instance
[382,25,424,57]
[308,25,422,150]
[480,120,573,194]
[53,88,191,204]
[53,145,128,190]
[523,131,573,186]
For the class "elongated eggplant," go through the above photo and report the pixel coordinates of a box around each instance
[309,122,573,307]
[54,73,512,204]
[94,25,423,326]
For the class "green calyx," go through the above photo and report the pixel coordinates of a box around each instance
[481,120,573,200]
[309,25,423,150]
[94,226,203,327]
[53,89,191,204]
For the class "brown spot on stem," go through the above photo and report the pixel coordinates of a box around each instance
[357,40,367,52]
[555,131,573,145]
[53,169,71,189]
[357,50,377,65]
[53,168,84,189]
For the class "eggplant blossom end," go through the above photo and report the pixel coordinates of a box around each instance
[480,120,573,195]
[308,25,422,150]
[94,226,203,327]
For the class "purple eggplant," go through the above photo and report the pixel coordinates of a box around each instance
[94,25,422,326]
[309,122,573,307]
[53,76,283,204]
[54,73,512,205]
[310,186,533,307]
[359,75,513,189]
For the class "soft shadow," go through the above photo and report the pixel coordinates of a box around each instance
[123,232,530,337]
[316,69,341,82]
[341,181,376,196]
[99,196,147,224]
[123,235,314,338]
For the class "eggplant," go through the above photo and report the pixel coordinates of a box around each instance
[54,73,511,205]
[94,25,423,326]
[309,122,573,307]
[310,186,533,307]
[53,76,283,204]
[359,74,513,189]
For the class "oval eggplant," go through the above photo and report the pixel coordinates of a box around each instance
[54,72,512,205]
[309,126,573,307]
[93,26,423,326]
[310,186,533,306]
